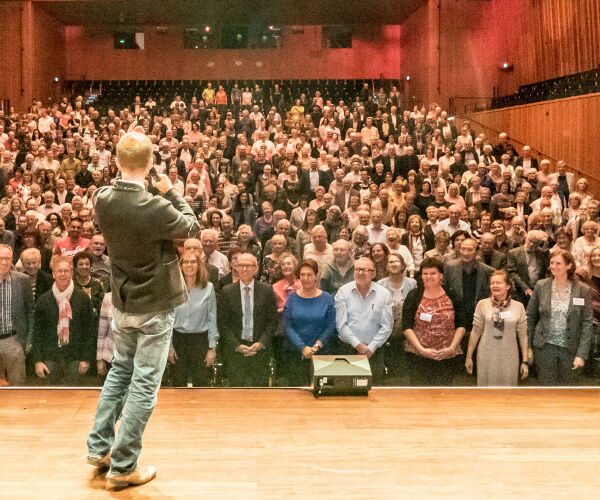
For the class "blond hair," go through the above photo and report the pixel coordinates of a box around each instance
[116,131,153,172]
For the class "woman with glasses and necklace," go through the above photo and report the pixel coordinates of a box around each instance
[465,270,528,386]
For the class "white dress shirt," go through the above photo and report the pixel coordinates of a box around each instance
[207,250,230,279]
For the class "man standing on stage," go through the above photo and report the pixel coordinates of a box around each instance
[86,128,199,488]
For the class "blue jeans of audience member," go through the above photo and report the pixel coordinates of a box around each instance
[87,308,174,476]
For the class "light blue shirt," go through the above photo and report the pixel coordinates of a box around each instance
[334,280,394,353]
[240,280,255,341]
[172,283,219,348]
[434,218,471,236]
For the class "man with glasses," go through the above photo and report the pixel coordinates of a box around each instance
[217,253,277,386]
[334,256,393,383]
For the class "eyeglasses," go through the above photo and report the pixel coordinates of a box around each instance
[181,260,197,265]
[355,267,375,273]
[237,264,256,269]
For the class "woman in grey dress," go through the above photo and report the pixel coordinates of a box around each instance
[465,270,529,386]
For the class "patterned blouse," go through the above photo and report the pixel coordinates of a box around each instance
[405,293,461,359]
[547,281,572,348]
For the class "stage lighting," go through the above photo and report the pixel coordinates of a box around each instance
[500,62,514,71]
[406,75,411,81]
[269,25,274,30]
[205,26,211,33]
[54,77,59,82]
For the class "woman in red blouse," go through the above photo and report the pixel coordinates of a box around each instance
[402,257,466,385]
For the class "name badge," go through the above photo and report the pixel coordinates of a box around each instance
[573,297,585,306]
[420,312,433,322]
[500,311,512,319]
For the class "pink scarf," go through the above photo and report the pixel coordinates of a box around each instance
[53,281,74,347]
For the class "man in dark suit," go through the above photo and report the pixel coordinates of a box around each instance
[444,237,494,335]
[377,148,399,176]
[492,133,518,162]
[0,244,34,385]
[334,177,360,212]
[237,109,255,139]
[302,158,332,197]
[218,252,277,387]
[167,146,187,180]
[479,232,507,270]
[507,231,550,306]
[54,177,75,205]
[20,247,53,302]
[87,128,199,488]
[515,145,538,172]
[438,114,457,142]
[33,256,94,386]
[394,146,419,181]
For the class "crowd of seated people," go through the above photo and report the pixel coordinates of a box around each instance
[0,80,599,388]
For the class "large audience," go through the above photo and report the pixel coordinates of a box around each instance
[0,81,598,387]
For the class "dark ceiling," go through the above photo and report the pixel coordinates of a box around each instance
[34,0,426,26]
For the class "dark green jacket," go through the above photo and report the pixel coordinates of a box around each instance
[94,181,199,314]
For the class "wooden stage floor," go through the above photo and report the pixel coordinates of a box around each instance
[1,387,599,499]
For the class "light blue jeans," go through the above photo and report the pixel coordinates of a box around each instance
[87,308,174,476]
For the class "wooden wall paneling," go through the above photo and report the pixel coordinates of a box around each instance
[401,0,600,107]
[520,0,600,84]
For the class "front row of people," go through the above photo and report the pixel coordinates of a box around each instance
[156,244,595,387]
[1,242,593,387]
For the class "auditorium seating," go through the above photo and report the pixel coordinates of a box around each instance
[491,67,600,109]
[65,79,402,114]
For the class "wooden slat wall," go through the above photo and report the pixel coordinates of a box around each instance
[0,2,23,109]
[517,0,600,85]
[459,92,600,195]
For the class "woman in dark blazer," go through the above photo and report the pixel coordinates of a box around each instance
[232,191,257,230]
[526,250,593,385]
